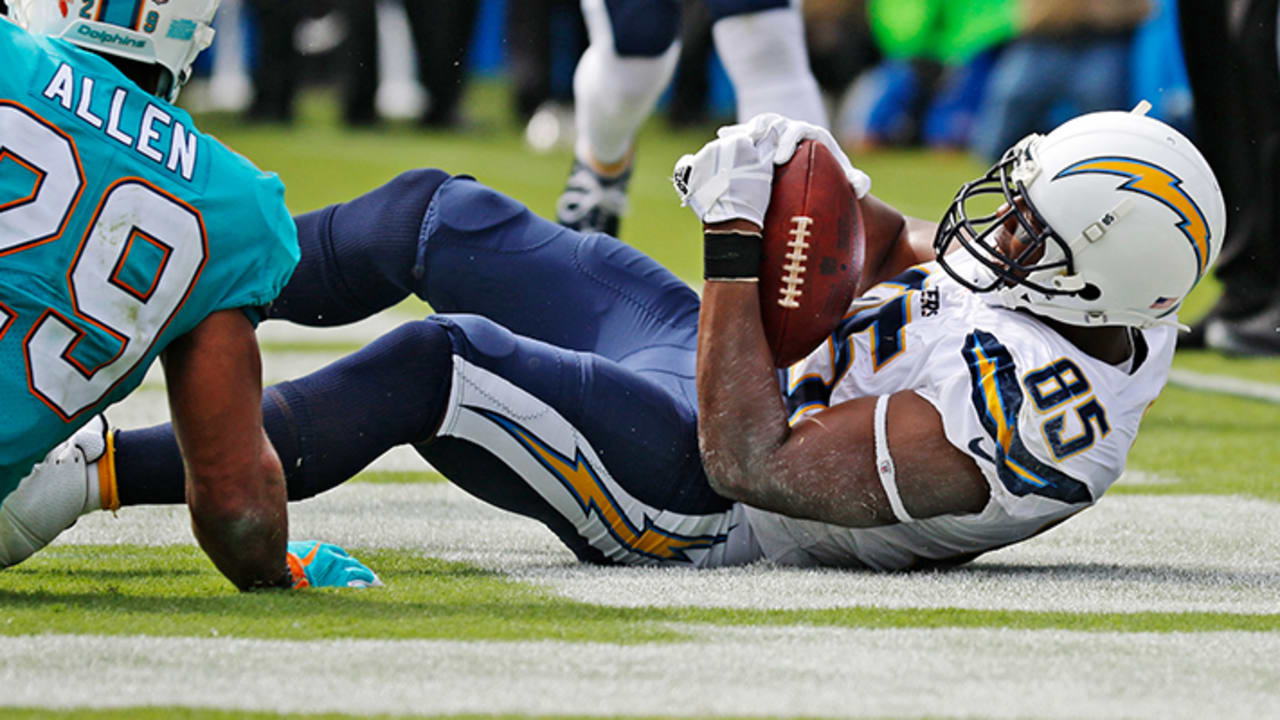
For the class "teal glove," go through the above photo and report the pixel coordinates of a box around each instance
[286,541,381,588]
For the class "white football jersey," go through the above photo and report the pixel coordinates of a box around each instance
[745,256,1174,571]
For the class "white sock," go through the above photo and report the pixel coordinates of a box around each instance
[712,6,828,127]
[574,0,682,166]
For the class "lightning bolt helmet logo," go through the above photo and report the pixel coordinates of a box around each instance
[1053,156,1214,280]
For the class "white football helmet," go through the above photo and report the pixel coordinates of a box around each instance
[9,0,219,102]
[935,103,1226,329]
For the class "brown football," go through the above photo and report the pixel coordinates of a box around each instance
[759,139,864,367]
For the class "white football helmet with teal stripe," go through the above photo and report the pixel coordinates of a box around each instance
[9,0,219,102]
[935,103,1227,329]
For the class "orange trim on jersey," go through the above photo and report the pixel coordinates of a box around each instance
[0,150,46,213]
[30,177,209,421]
[109,228,173,302]
[0,301,15,342]
[0,101,86,258]
[22,307,129,421]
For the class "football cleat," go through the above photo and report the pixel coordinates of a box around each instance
[1204,306,1280,356]
[0,416,116,568]
[286,541,382,589]
[555,157,631,237]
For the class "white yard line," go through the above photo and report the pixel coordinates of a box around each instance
[256,313,420,345]
[1168,368,1280,404]
[57,484,1280,615]
[1,628,1277,718]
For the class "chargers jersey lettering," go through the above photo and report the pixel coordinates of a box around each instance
[0,19,299,498]
[746,255,1173,570]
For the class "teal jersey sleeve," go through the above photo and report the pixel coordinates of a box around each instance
[0,19,298,497]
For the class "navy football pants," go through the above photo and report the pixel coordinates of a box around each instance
[116,170,749,565]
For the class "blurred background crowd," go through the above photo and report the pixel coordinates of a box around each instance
[2,0,1274,354]
[153,1,1190,160]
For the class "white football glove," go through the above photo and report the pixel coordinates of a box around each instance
[672,130,777,227]
[672,113,871,227]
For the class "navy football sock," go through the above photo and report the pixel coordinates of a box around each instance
[115,319,454,505]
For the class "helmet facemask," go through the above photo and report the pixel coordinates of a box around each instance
[935,135,1081,302]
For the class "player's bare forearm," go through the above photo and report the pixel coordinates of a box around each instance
[183,431,290,591]
[696,280,898,525]
[162,310,292,591]
[696,280,792,498]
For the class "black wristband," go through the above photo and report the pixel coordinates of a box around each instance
[704,231,763,280]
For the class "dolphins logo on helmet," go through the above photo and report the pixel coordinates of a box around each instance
[10,0,220,102]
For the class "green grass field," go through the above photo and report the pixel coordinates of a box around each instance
[4,81,1280,719]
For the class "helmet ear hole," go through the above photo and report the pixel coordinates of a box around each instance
[1078,283,1102,301]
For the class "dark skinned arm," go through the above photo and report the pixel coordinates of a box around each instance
[856,193,943,293]
[696,218,989,527]
[161,309,292,590]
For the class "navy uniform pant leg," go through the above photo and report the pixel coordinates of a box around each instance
[421,314,745,567]
[418,175,701,405]
[275,171,700,405]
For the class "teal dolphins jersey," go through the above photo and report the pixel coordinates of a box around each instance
[0,18,299,499]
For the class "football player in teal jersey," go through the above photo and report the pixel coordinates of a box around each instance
[0,0,376,590]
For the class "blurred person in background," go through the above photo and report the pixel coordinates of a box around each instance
[666,1,718,129]
[844,0,1013,151]
[969,0,1152,162]
[1177,0,1280,355]
[507,0,586,151]
[555,0,828,238]
[338,0,479,128]
[507,0,585,125]
[803,0,878,116]
[243,0,312,123]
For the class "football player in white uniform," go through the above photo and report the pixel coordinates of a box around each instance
[556,0,826,237]
[35,104,1223,572]
[691,105,1224,569]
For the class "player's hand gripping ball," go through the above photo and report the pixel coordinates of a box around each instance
[759,139,864,367]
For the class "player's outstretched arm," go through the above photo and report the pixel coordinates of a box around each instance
[161,310,292,590]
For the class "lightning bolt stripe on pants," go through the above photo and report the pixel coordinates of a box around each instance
[434,356,741,566]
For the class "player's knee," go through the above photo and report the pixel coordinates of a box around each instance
[329,168,451,245]
[426,176,530,234]
[423,176,566,260]
[383,168,452,206]
[425,315,516,363]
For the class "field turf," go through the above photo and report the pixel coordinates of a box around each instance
[3,81,1279,718]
